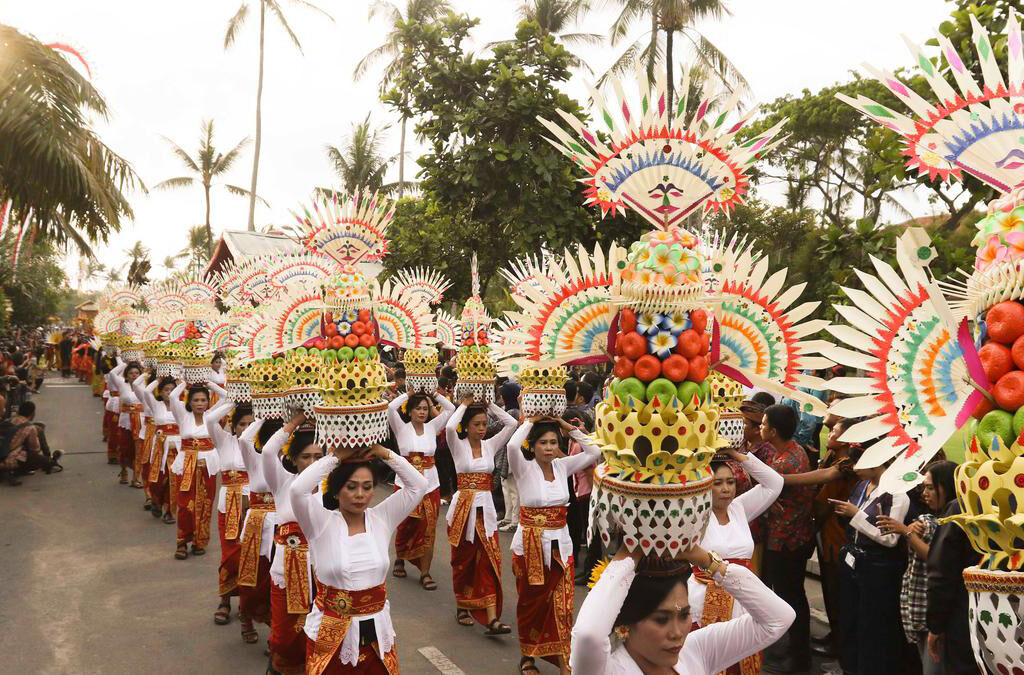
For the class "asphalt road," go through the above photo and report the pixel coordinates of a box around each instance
[0,379,831,674]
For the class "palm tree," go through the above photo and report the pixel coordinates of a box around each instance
[153,120,266,257]
[103,264,126,285]
[0,24,143,254]
[603,0,748,119]
[319,114,404,197]
[125,241,151,286]
[354,0,453,198]
[161,256,178,277]
[492,0,601,70]
[224,1,333,231]
[176,225,213,275]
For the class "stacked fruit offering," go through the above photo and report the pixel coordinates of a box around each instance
[974,301,1024,449]
[455,296,496,403]
[403,347,439,392]
[609,306,712,409]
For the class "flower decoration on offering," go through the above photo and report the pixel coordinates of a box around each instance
[288,190,392,265]
[392,267,453,307]
[454,255,497,404]
[835,14,1024,672]
[403,346,439,393]
[539,68,787,229]
[541,70,825,558]
[432,309,462,351]
[266,251,338,293]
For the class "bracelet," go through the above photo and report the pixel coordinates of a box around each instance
[700,550,726,577]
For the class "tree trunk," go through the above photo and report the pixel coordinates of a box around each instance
[204,182,213,259]
[666,27,674,125]
[398,112,407,198]
[247,1,266,231]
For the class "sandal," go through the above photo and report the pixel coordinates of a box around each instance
[130,479,143,489]
[240,617,258,642]
[484,618,511,635]
[456,609,474,626]
[191,545,206,556]
[162,511,175,524]
[175,543,188,560]
[214,602,231,625]
[143,500,152,511]
[392,561,407,578]
[151,506,162,519]
[420,574,437,591]
[519,657,540,674]
[119,470,128,485]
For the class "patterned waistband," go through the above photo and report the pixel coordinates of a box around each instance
[249,491,275,508]
[275,522,307,547]
[457,472,493,491]
[314,581,387,618]
[408,452,436,470]
[181,438,214,452]
[520,505,567,529]
[155,424,179,433]
[222,470,248,487]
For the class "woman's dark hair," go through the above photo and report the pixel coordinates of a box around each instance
[710,460,735,477]
[230,403,254,432]
[750,391,776,407]
[522,420,562,461]
[184,385,210,412]
[437,375,453,391]
[925,460,957,509]
[281,429,316,473]
[156,376,176,400]
[210,351,224,365]
[613,565,690,628]
[124,360,143,376]
[399,392,433,423]
[457,406,488,440]
[322,460,379,510]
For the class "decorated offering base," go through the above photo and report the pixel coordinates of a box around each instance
[314,402,389,450]
[285,349,322,391]
[963,568,1024,674]
[182,363,211,385]
[454,379,495,405]
[404,347,439,393]
[122,347,144,363]
[519,366,569,417]
[318,359,389,406]
[226,378,251,403]
[249,359,284,395]
[251,391,286,420]
[286,388,322,417]
[407,374,438,393]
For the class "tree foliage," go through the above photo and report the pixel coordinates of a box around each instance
[0,240,76,327]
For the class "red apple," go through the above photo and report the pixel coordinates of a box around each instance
[690,309,708,335]
[661,354,689,383]
[980,342,1014,383]
[972,396,995,420]
[986,301,1024,344]
[676,329,701,359]
[1012,334,1024,370]
[686,355,709,382]
[993,370,1024,412]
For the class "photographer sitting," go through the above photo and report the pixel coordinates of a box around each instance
[0,401,63,486]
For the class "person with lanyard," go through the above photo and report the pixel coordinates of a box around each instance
[168,381,220,560]
[204,394,260,643]
[260,412,323,675]
[571,544,795,675]
[289,439,428,675]
[386,389,456,591]
[109,357,144,486]
[136,374,179,524]
[506,415,601,675]
[237,416,276,646]
[828,447,911,675]
[444,394,518,635]
[687,445,784,675]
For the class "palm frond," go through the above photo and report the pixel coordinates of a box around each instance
[555,31,604,47]
[223,184,270,207]
[287,0,334,20]
[683,30,749,95]
[353,41,398,80]
[607,0,647,46]
[153,177,195,190]
[266,0,304,53]
[159,136,202,174]
[224,2,251,49]
[213,136,252,175]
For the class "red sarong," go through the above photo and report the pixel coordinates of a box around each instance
[102,408,115,445]
[116,426,135,469]
[450,512,502,627]
[176,459,215,548]
[218,511,242,597]
[306,582,394,675]
[394,486,440,571]
[139,418,156,495]
[513,550,574,667]
[270,583,308,675]
[239,554,272,626]
[306,639,399,675]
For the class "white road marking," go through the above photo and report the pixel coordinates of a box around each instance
[45,384,89,388]
[418,646,466,674]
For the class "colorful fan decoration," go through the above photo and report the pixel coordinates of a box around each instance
[105,285,143,309]
[539,67,787,229]
[216,258,248,306]
[160,312,192,344]
[178,277,217,306]
[494,242,624,375]
[288,191,393,265]
[501,253,552,300]
[819,229,978,493]
[373,279,436,350]
[135,312,170,343]
[235,314,275,363]
[837,12,1024,192]
[199,312,236,355]
[706,233,833,415]
[391,267,452,306]
[146,282,189,312]
[433,309,461,350]
[266,285,324,353]
[237,257,273,303]
[267,252,338,292]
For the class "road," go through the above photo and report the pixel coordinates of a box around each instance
[0,378,831,674]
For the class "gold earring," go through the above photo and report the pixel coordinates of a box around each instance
[615,626,630,639]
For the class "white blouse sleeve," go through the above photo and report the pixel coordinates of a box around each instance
[373,451,430,532]
[289,455,338,540]
[850,492,910,547]
[445,405,468,463]
[206,379,228,399]
[570,557,635,674]
[685,563,796,672]
[260,428,291,495]
[238,419,264,474]
[487,403,519,455]
[205,401,235,455]
[131,377,149,414]
[556,429,601,474]
[506,421,531,478]
[734,453,785,521]
[169,381,187,427]
[429,393,457,433]
[386,392,409,436]
[143,378,161,412]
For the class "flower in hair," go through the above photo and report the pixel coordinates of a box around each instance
[588,558,610,590]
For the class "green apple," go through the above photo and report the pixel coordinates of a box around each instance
[646,378,677,405]
[323,349,337,363]
[368,346,378,360]
[354,346,369,362]
[1012,407,1024,438]
[615,377,646,405]
[275,357,285,365]
[978,409,1014,451]
[295,347,307,357]
[697,379,711,405]
[339,346,354,362]
[677,381,700,409]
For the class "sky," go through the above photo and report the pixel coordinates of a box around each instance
[5,0,955,289]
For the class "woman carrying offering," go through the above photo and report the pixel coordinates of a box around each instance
[206,397,259,641]
[138,375,179,523]
[109,357,144,486]
[507,415,601,675]
[386,390,456,590]
[261,412,323,675]
[289,441,428,675]
[168,381,220,560]
[687,447,784,675]
[444,394,518,635]
[237,417,276,643]
[571,545,796,675]
[132,372,157,511]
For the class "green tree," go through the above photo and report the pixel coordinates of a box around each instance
[224,0,333,230]
[0,25,143,254]
[0,240,75,326]
[603,0,748,116]
[354,0,453,198]
[124,241,151,286]
[153,120,266,257]
[176,225,214,276]
[489,1,601,71]
[385,16,646,297]
[320,114,404,197]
